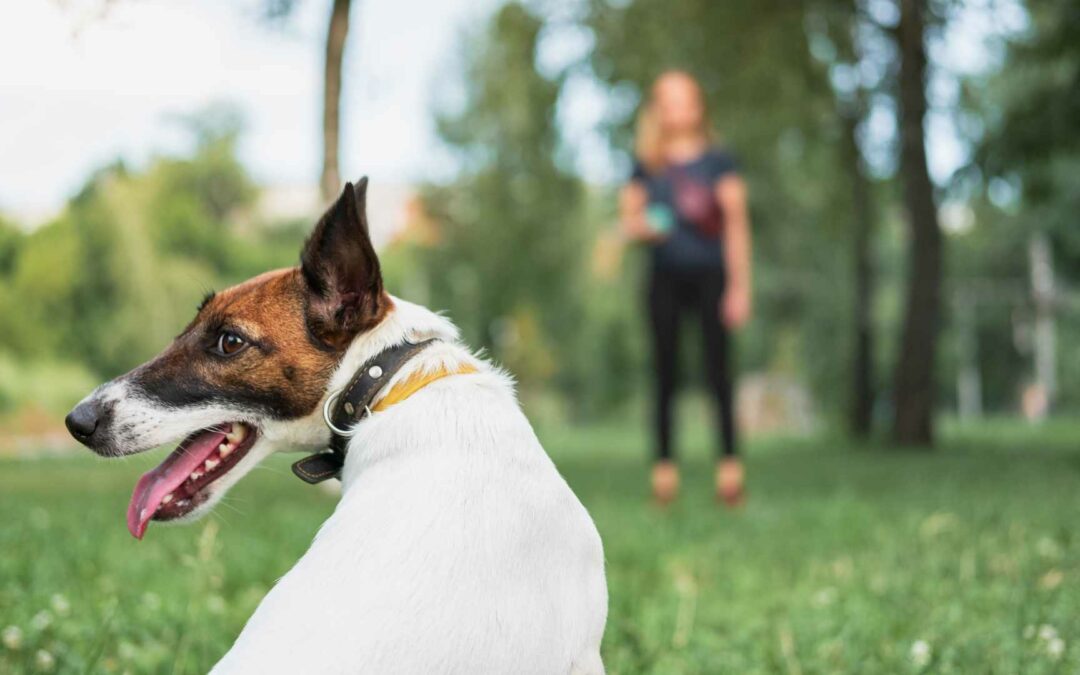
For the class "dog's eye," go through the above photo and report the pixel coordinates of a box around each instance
[214,332,247,357]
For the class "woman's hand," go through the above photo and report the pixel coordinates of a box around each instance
[722,284,751,329]
[716,175,752,330]
[619,183,665,243]
[624,217,666,243]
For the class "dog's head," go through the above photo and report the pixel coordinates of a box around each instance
[65,178,389,538]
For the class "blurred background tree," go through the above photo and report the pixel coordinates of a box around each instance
[0,106,306,418]
[891,0,944,446]
[971,0,1080,412]
[262,0,355,200]
[418,2,591,413]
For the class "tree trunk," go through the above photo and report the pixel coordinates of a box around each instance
[954,288,982,420]
[892,0,943,447]
[1029,231,1056,413]
[844,108,875,438]
[321,0,352,201]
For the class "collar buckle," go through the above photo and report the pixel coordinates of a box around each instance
[322,391,362,438]
[291,338,437,485]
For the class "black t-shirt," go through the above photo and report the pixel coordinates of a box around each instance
[631,147,739,271]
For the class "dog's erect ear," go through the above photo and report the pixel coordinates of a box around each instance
[300,177,386,349]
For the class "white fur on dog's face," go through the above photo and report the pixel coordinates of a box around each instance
[75,375,327,523]
[86,379,263,457]
[86,371,336,457]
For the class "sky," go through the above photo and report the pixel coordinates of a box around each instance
[0,0,501,222]
[0,0,1014,226]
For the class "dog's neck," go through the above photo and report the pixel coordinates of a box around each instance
[328,297,461,384]
[323,296,477,490]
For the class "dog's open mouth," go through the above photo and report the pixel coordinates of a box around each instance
[126,422,258,539]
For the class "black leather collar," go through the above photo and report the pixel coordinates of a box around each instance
[291,338,437,484]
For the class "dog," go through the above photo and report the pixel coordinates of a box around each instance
[65,178,608,674]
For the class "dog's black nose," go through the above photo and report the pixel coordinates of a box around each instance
[65,400,103,444]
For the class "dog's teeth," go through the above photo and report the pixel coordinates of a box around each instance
[219,443,233,457]
[204,458,220,471]
[226,424,247,444]
[190,470,203,481]
[162,493,174,504]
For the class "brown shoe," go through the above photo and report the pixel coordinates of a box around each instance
[716,457,745,508]
[651,461,679,505]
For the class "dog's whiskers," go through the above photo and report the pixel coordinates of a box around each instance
[215,497,247,517]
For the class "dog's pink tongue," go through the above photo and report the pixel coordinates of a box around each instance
[126,428,228,540]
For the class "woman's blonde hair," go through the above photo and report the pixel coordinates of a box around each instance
[634,70,713,173]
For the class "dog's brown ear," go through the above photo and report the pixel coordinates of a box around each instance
[300,177,386,349]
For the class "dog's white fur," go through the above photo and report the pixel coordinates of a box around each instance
[175,297,607,674]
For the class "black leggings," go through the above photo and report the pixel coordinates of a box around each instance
[647,267,737,460]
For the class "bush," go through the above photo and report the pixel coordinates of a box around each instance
[0,354,99,418]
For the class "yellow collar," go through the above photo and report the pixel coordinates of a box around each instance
[371,364,478,412]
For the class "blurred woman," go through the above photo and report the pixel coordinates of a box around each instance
[619,70,752,506]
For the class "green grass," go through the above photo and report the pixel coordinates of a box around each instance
[2,420,1079,673]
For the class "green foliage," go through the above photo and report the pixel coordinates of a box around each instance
[2,219,82,358]
[0,216,23,275]
[421,3,592,407]
[0,355,98,418]
[0,107,303,392]
[980,0,1080,186]
[976,0,1080,266]
[149,108,258,265]
[964,0,1080,410]
[3,422,1080,672]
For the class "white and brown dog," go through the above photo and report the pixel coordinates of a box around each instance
[65,179,608,674]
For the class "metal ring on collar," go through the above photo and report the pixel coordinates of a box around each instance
[322,391,358,438]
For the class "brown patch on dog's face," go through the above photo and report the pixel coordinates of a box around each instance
[130,268,346,420]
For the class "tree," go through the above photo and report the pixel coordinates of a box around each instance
[0,216,22,275]
[0,113,264,376]
[263,0,355,200]
[979,0,1080,182]
[421,2,586,399]
[321,0,352,200]
[975,0,1080,410]
[806,0,888,437]
[978,0,1080,260]
[56,0,355,201]
[892,0,943,446]
[844,102,878,437]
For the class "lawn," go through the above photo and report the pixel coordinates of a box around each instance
[1,419,1078,674]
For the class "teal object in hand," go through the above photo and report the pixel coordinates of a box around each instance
[646,204,675,234]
